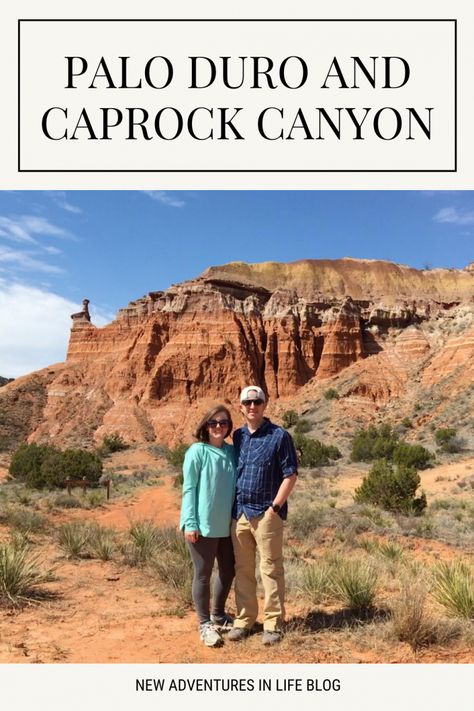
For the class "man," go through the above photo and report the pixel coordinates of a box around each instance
[228,385,297,646]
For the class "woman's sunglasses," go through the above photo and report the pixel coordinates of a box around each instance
[207,419,231,428]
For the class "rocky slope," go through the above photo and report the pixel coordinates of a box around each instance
[1,258,474,449]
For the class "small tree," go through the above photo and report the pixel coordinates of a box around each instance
[435,428,463,453]
[293,433,341,468]
[354,459,427,515]
[392,442,434,470]
[350,424,399,462]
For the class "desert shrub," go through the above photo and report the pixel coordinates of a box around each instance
[294,418,312,434]
[392,442,434,470]
[435,428,457,447]
[282,410,299,428]
[0,506,47,535]
[125,520,163,565]
[97,432,129,457]
[329,557,379,609]
[57,522,90,558]
[149,548,193,606]
[389,580,446,650]
[324,388,340,400]
[87,524,117,561]
[166,443,188,470]
[350,424,399,462]
[299,561,333,605]
[0,541,53,605]
[293,433,341,468]
[287,504,327,539]
[401,417,413,429]
[53,493,82,509]
[9,443,58,488]
[434,428,464,453]
[431,560,474,619]
[9,443,102,489]
[354,460,427,514]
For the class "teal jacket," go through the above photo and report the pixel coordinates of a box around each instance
[180,442,236,537]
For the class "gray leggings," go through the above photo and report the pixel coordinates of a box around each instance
[187,536,235,624]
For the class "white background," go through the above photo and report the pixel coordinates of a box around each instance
[18,19,454,172]
[1,0,473,187]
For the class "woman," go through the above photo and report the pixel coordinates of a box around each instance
[180,404,236,647]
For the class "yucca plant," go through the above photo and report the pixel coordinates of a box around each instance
[431,560,474,619]
[57,522,90,559]
[329,557,379,609]
[87,524,116,561]
[300,561,332,606]
[126,519,162,565]
[0,541,52,604]
[148,546,193,606]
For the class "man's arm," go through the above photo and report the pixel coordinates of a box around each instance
[269,473,297,513]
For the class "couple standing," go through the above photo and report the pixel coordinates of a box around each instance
[179,385,298,648]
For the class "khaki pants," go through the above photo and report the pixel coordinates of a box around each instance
[231,512,285,631]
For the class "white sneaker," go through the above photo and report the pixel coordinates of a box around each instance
[199,622,224,647]
[210,613,234,631]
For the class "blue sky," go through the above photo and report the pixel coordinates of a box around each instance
[0,190,473,378]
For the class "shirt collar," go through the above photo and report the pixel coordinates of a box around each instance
[243,417,271,437]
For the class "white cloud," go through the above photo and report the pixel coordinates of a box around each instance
[0,282,112,378]
[46,191,83,214]
[142,190,185,208]
[0,246,64,274]
[433,207,474,226]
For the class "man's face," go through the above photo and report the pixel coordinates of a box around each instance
[240,390,267,427]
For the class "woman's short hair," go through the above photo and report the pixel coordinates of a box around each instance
[194,404,233,442]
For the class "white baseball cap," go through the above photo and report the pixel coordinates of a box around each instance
[240,385,266,403]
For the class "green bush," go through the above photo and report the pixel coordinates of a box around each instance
[294,418,312,434]
[354,459,427,514]
[435,428,457,447]
[9,443,58,488]
[324,388,340,400]
[350,424,399,462]
[293,433,341,468]
[392,442,434,470]
[9,443,102,489]
[166,443,188,470]
[282,410,299,428]
[434,428,464,453]
[98,432,129,457]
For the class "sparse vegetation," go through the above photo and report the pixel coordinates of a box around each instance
[294,418,312,434]
[324,388,340,400]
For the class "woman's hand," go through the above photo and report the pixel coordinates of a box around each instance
[185,530,200,543]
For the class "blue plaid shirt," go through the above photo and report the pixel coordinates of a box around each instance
[232,418,298,521]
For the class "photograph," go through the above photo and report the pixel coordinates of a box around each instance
[0,189,473,665]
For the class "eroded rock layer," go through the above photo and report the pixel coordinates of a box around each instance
[2,258,474,447]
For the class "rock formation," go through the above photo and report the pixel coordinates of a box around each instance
[1,258,473,448]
